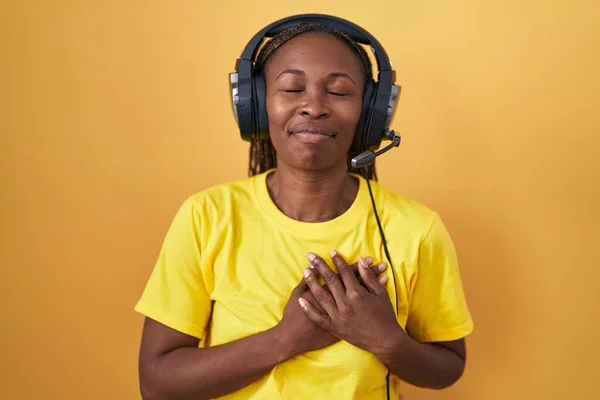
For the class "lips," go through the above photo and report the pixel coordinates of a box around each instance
[290,124,335,136]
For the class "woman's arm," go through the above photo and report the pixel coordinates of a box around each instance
[138,318,291,400]
[138,278,341,400]
[371,331,467,389]
[379,212,472,388]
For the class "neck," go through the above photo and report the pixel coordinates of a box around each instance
[266,161,359,223]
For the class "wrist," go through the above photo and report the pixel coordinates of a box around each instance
[268,323,298,363]
[370,324,411,364]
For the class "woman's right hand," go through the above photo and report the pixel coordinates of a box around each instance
[274,257,388,358]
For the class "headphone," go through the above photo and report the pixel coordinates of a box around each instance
[228,13,402,154]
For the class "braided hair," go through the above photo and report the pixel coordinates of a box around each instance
[247,22,378,181]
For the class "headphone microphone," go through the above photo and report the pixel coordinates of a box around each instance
[351,130,401,168]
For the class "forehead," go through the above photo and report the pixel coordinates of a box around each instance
[264,32,364,78]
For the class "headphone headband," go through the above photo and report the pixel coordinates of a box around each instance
[239,14,393,72]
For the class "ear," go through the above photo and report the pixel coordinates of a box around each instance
[354,79,376,148]
[252,73,270,139]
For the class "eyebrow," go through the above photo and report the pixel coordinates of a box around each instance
[275,69,356,84]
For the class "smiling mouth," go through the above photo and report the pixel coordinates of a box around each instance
[289,130,336,144]
[289,125,335,137]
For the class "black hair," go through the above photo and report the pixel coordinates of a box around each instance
[247,22,378,181]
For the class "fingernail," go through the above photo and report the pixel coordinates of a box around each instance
[307,253,316,262]
[379,275,388,284]
[298,298,307,309]
[378,262,388,272]
[303,268,311,278]
[330,250,337,258]
[365,256,374,264]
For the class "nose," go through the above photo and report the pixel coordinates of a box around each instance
[297,90,331,119]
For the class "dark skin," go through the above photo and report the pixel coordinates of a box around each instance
[138,32,465,399]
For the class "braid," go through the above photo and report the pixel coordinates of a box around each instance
[248,22,378,181]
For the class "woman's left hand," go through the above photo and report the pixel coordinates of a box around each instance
[299,251,407,353]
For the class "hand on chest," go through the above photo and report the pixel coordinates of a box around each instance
[207,231,408,343]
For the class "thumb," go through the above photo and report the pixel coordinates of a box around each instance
[357,256,384,294]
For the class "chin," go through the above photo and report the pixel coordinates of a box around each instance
[286,149,346,172]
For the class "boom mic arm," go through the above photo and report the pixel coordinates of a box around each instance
[351,130,401,169]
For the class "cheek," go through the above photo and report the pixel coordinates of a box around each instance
[265,93,291,130]
[337,101,363,131]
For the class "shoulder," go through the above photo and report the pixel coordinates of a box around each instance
[165,174,262,241]
[185,174,261,212]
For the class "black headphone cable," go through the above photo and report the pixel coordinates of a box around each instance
[361,169,399,400]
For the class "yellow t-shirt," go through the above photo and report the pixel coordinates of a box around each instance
[134,169,473,399]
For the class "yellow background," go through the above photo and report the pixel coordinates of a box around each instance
[1,1,599,399]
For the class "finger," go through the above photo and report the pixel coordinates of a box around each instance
[349,256,373,275]
[302,290,327,314]
[376,262,388,274]
[329,250,361,291]
[307,253,345,303]
[351,258,384,278]
[354,261,385,287]
[358,256,385,294]
[303,267,337,315]
[298,297,334,331]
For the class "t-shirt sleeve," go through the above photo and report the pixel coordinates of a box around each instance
[134,197,212,339]
[405,213,474,342]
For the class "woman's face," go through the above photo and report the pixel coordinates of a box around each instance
[264,33,366,172]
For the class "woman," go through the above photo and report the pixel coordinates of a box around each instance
[135,17,473,400]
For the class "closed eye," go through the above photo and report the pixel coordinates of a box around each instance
[328,91,348,97]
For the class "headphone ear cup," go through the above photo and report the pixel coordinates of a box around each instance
[355,79,376,148]
[253,73,269,139]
